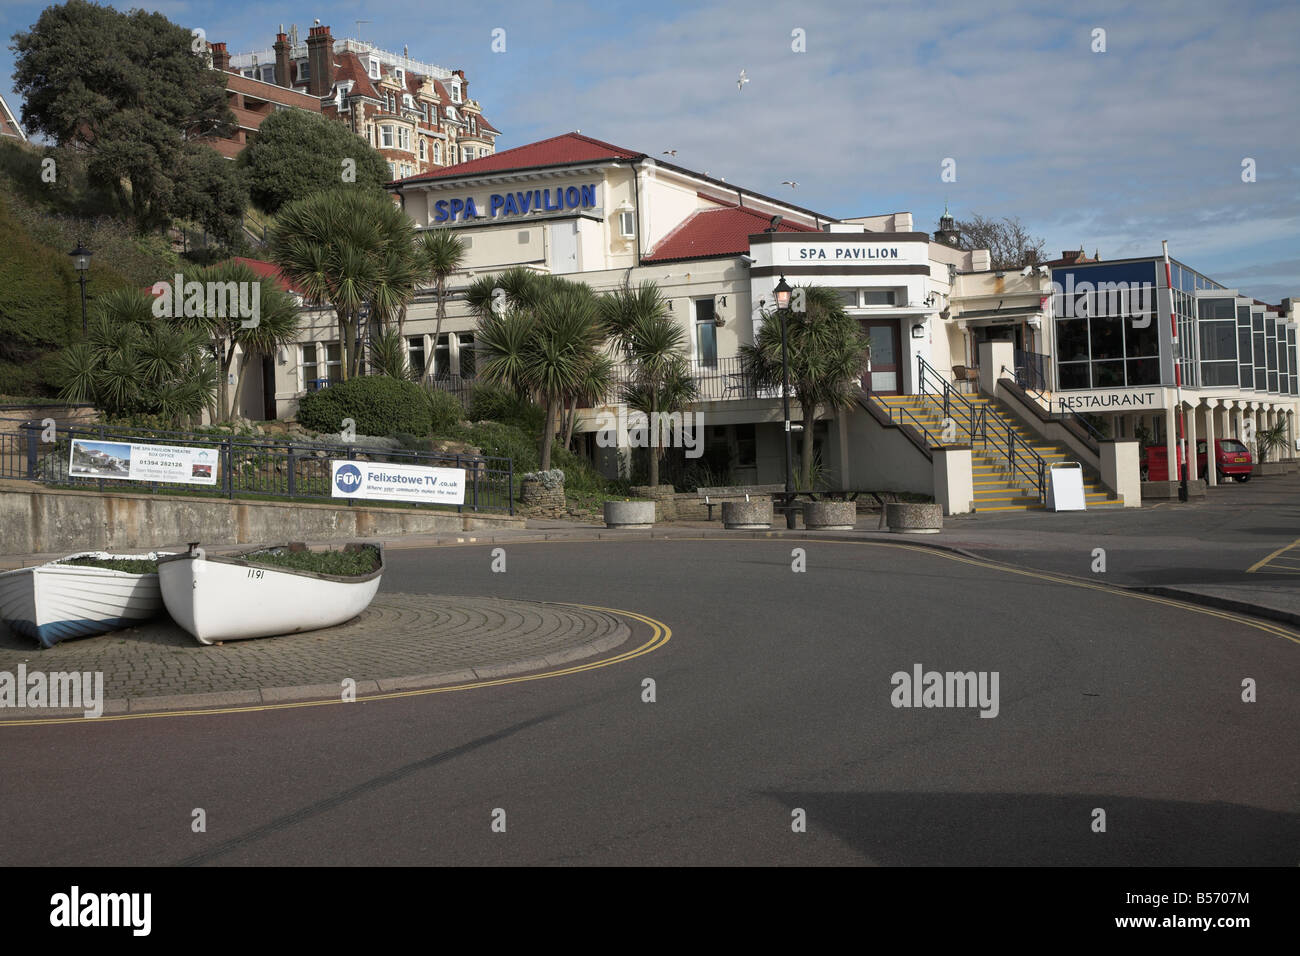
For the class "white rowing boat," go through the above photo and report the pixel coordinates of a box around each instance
[0,551,171,648]
[157,543,384,644]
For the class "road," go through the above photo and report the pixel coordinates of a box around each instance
[2,538,1296,865]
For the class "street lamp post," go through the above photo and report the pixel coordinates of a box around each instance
[69,239,92,334]
[774,276,797,529]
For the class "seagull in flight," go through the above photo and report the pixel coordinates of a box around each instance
[737,69,749,91]
[781,180,798,188]
[662,149,677,157]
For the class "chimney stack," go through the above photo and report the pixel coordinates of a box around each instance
[273,32,292,88]
[306,23,334,97]
[210,41,230,72]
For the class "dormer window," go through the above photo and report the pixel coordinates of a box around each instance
[368,58,380,80]
[450,81,461,102]
[403,94,414,109]
[446,105,457,121]
[395,68,405,84]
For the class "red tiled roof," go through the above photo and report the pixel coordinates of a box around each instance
[395,132,643,183]
[332,51,379,100]
[643,206,817,263]
[233,257,302,294]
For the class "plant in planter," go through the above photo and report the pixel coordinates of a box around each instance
[1255,423,1288,463]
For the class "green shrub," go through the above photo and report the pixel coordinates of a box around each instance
[468,384,545,432]
[296,376,433,437]
[421,385,466,435]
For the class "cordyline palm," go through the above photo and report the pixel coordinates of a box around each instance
[561,351,616,450]
[524,283,605,471]
[170,261,302,421]
[270,188,413,380]
[601,282,697,488]
[418,227,467,379]
[740,284,868,488]
[56,289,216,428]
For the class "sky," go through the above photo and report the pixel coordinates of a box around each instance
[3,0,1298,301]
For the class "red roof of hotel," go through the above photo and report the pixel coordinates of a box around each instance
[643,206,817,263]
[396,132,643,183]
[233,257,302,294]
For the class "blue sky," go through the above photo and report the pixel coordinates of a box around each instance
[3,0,1297,301]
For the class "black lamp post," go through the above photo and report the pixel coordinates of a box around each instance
[774,275,797,529]
[69,239,92,333]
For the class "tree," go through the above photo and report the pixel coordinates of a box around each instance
[600,282,698,488]
[163,261,301,421]
[419,228,467,373]
[741,285,869,488]
[172,143,250,249]
[468,271,606,471]
[269,188,416,380]
[943,212,1046,271]
[11,0,234,232]
[55,287,217,426]
[239,109,389,215]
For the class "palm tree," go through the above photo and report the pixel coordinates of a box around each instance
[418,228,467,378]
[170,261,302,421]
[740,285,869,488]
[600,282,697,488]
[56,288,217,428]
[270,188,415,380]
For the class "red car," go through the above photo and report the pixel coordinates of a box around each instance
[1140,440,1253,482]
[1198,438,1253,483]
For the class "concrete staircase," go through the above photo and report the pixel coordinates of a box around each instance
[873,393,1122,512]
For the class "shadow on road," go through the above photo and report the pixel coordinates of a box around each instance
[766,790,1300,865]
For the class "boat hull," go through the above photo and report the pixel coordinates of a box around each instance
[158,546,383,644]
[0,552,169,648]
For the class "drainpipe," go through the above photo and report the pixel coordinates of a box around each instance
[632,161,643,263]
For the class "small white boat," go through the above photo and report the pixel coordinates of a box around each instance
[158,543,384,644]
[0,551,171,648]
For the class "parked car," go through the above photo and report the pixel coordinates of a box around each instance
[1140,441,1252,482]
[1197,438,1253,482]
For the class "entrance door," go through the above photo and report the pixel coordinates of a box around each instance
[261,356,277,421]
[860,319,901,395]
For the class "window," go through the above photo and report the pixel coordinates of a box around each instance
[450,81,461,102]
[618,210,635,239]
[325,343,342,383]
[837,289,858,307]
[403,94,414,109]
[433,142,442,163]
[386,162,395,180]
[419,139,426,160]
[301,345,319,390]
[298,59,310,79]
[261,65,275,83]
[695,299,718,368]
[395,68,405,85]
[457,334,476,377]
[434,333,452,377]
[862,290,896,306]
[397,127,410,151]
[462,147,473,162]
[446,105,457,121]
[369,59,380,80]
[407,337,426,378]
[381,125,394,148]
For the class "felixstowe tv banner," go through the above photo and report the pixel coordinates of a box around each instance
[68,439,218,485]
[330,460,466,505]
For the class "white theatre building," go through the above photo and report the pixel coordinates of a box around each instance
[267,132,1297,511]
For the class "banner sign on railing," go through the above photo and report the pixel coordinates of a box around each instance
[330,460,467,505]
[68,438,219,485]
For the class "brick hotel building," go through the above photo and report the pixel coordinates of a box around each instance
[206,22,498,181]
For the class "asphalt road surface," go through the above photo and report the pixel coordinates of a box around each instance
[2,539,1296,866]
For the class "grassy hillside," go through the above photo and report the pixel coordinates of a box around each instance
[0,139,181,396]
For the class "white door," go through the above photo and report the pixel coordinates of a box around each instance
[550,221,579,274]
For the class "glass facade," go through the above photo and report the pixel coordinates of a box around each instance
[1052,261,1160,389]
[1196,297,1237,386]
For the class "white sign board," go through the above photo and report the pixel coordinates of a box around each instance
[331,460,466,505]
[784,243,927,265]
[1046,462,1087,512]
[68,438,218,485]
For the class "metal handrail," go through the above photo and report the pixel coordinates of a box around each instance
[999,362,1102,457]
[916,355,986,443]
[885,402,942,448]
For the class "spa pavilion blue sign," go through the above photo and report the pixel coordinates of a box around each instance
[434,184,599,223]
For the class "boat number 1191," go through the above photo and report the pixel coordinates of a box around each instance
[246,569,264,579]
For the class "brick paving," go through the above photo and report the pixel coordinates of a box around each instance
[0,593,628,712]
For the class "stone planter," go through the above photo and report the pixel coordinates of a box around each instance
[722,499,772,530]
[604,500,655,529]
[1252,461,1287,477]
[802,500,857,530]
[886,502,943,534]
